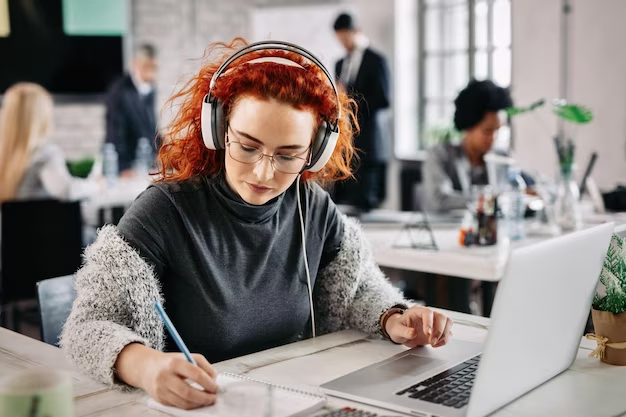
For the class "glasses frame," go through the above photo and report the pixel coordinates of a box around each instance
[225,129,311,174]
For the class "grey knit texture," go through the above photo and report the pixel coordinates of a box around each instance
[60,216,407,389]
[315,215,407,336]
[59,225,165,391]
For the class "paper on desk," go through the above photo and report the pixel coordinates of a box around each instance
[146,373,325,417]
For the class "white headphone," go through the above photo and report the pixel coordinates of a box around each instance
[200,40,342,173]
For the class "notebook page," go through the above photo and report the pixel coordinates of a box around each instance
[146,373,325,417]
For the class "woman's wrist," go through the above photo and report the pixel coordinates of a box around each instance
[114,343,158,388]
[379,306,407,342]
[385,311,403,334]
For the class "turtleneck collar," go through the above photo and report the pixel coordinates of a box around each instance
[210,173,284,224]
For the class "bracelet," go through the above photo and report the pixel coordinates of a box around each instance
[379,305,407,343]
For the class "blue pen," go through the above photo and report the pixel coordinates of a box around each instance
[154,299,197,366]
[153,299,223,393]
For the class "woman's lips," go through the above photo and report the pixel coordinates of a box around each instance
[246,182,272,193]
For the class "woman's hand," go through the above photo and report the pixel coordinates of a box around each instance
[115,344,219,410]
[384,306,454,348]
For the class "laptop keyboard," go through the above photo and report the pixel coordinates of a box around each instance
[395,354,481,409]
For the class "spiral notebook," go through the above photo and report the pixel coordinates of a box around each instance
[146,372,326,417]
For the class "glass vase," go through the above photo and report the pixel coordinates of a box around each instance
[554,169,583,232]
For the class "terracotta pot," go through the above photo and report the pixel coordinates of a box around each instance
[590,309,626,366]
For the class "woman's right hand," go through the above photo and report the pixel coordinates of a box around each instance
[142,352,219,409]
[115,343,219,410]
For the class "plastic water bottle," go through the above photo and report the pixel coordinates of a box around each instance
[102,143,119,188]
[134,137,153,177]
[501,167,527,241]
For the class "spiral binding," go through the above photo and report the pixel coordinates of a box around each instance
[220,372,327,401]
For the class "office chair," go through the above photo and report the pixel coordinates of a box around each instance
[0,199,83,332]
[36,275,76,347]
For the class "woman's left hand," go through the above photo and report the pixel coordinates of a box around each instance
[385,306,453,348]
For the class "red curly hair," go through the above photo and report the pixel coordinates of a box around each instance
[156,38,359,184]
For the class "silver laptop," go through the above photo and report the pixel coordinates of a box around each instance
[321,223,614,417]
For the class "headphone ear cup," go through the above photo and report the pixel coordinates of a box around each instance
[201,94,226,150]
[306,121,340,173]
[212,98,226,149]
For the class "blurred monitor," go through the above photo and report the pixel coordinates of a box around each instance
[0,0,125,96]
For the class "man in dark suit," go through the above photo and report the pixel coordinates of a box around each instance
[105,43,159,176]
[332,12,391,212]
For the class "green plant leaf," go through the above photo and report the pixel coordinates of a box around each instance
[424,122,461,145]
[505,99,545,117]
[552,103,593,124]
[595,234,626,314]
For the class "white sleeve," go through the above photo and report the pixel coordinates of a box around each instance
[38,147,100,201]
[422,146,470,212]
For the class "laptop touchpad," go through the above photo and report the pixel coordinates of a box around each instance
[376,354,448,377]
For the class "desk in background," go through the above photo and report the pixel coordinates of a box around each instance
[81,177,151,227]
[359,210,626,282]
[2,310,625,416]
[358,209,625,315]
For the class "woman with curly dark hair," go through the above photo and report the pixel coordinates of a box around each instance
[422,79,514,213]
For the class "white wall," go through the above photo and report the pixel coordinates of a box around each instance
[250,4,355,73]
[569,0,626,190]
[512,0,626,191]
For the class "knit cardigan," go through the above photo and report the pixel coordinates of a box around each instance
[60,215,407,389]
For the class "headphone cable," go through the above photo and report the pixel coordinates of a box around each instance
[296,175,316,338]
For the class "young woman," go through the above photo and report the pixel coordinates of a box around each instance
[422,79,534,213]
[61,39,454,410]
[0,82,100,203]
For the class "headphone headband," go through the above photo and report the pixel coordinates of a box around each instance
[209,40,341,120]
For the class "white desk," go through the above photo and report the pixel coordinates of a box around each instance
[363,223,546,282]
[2,310,625,416]
[361,210,625,282]
[81,177,151,226]
[219,309,626,417]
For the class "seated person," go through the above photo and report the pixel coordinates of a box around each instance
[60,39,454,410]
[0,83,101,251]
[422,79,532,213]
[0,83,100,203]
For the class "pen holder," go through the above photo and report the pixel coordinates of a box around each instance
[460,186,498,247]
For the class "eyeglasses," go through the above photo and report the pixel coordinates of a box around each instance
[226,131,310,174]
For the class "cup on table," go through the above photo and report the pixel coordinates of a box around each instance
[0,369,73,417]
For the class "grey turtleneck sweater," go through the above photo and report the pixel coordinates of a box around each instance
[61,174,408,389]
[116,175,343,362]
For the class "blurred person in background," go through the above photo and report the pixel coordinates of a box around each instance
[105,43,160,177]
[422,79,535,213]
[0,82,100,204]
[0,82,101,250]
[421,80,539,317]
[332,12,391,213]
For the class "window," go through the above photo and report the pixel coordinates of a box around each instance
[394,0,511,156]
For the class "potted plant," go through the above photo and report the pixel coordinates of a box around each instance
[586,233,626,365]
[506,99,594,231]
